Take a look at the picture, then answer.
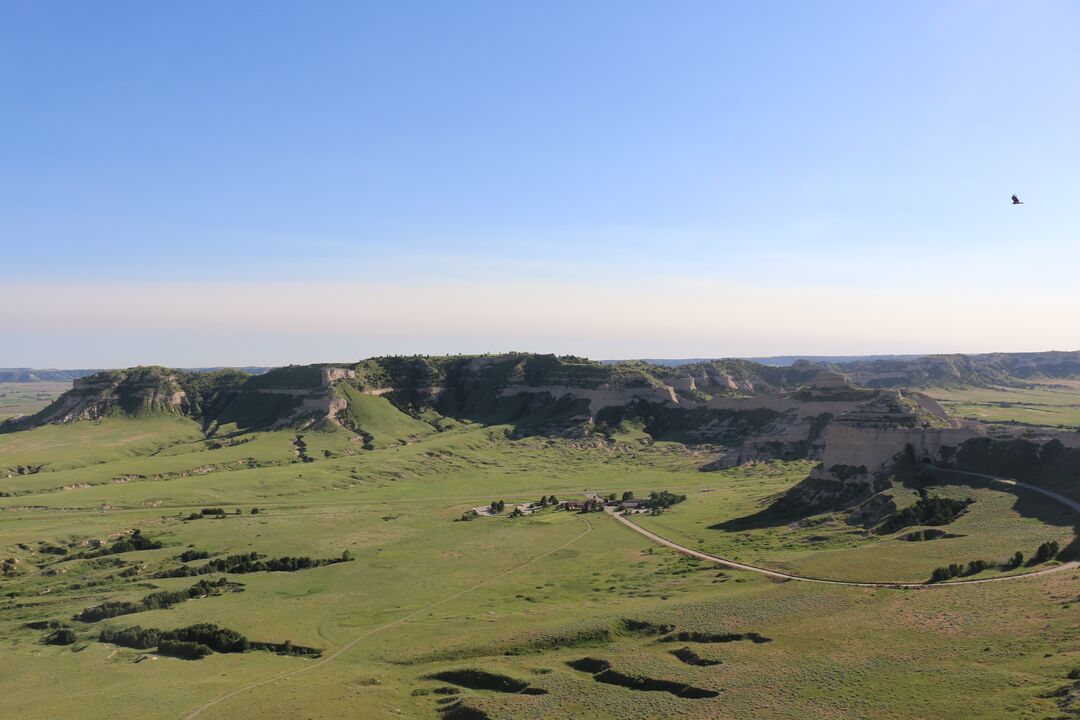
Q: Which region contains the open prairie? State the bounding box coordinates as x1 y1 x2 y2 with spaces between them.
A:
2 413 1078 720
924 382 1080 428
0 381 71 421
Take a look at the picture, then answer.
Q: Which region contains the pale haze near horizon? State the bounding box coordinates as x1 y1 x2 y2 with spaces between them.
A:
2 2 1079 368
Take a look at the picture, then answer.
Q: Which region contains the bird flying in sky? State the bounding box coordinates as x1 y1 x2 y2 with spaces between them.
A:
1012 194 1023 205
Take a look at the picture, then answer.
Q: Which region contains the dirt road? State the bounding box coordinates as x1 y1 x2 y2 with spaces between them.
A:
608 468 1080 589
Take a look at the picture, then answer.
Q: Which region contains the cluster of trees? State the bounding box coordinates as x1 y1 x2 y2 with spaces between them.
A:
39 545 69 556
538 495 559 506
929 540 1063 583
75 578 232 622
929 560 993 583
639 490 688 515
879 496 972 534
99 623 321 660
78 530 163 559
458 510 479 522
1035 540 1061 563
179 549 210 562
159 551 352 578
489 500 506 514
100 623 249 653
158 639 212 660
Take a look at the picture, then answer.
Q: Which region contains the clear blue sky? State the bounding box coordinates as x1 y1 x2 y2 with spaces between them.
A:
2 1 1079 367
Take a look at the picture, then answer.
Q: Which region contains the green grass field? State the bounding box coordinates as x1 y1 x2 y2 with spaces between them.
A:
633 463 1075 583
0 381 71 421
925 381 1080 428
2 417 1078 719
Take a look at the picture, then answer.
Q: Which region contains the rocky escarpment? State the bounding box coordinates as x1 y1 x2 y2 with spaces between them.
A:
777 383 1080 511
0 355 938 459
830 350 1080 389
5 367 214 426
21 353 1080 479
0 364 345 434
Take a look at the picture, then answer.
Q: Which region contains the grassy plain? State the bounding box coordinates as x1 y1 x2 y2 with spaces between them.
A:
924 381 1080 428
634 463 1076 583
1 416 1078 720
0 381 71 420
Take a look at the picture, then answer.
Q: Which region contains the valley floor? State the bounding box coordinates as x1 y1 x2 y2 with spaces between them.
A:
1 417 1078 719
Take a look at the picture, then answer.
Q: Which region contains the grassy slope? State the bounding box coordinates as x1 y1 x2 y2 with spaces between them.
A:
0 419 1077 720
337 384 437 448
634 464 1075 583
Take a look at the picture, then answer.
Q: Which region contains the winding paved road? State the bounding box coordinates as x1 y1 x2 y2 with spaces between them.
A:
609 469 1080 589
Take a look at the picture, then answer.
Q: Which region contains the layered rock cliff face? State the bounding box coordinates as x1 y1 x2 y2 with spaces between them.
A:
777 384 1080 511
3 355 837 442
17 367 195 424
10 354 1080 497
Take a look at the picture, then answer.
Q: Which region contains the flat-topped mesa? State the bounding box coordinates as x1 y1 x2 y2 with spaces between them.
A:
23 367 192 425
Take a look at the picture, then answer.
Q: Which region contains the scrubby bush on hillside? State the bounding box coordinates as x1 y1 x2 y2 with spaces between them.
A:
45 628 77 645
878 496 972 534
159 551 352 578
99 622 320 658
100 625 161 649
76 578 232 622
78 529 163 559
157 639 212 660
100 623 248 653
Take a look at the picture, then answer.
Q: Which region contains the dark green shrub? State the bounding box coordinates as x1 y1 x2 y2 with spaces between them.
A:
46 628 77 645
158 639 212 660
